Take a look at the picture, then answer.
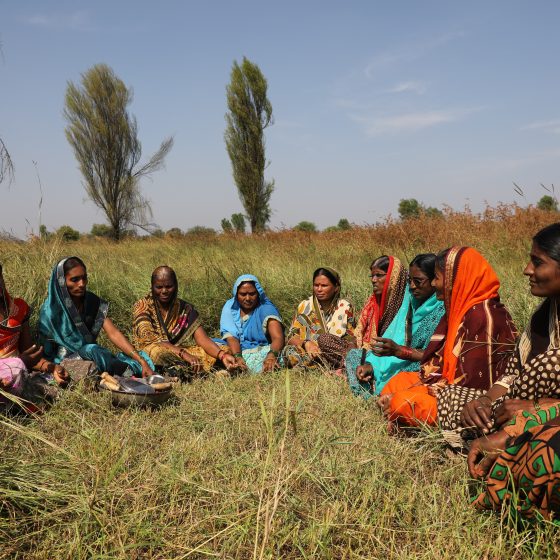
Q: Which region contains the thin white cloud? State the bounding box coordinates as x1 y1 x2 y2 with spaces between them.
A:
23 10 89 31
364 31 465 79
520 119 560 134
351 108 474 136
387 81 427 95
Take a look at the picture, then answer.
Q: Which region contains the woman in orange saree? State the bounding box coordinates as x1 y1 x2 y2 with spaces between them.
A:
379 246 517 428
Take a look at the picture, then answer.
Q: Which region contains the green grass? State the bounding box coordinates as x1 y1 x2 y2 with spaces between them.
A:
1 211 560 558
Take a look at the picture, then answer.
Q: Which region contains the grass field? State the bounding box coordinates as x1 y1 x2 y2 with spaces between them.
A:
1 206 560 559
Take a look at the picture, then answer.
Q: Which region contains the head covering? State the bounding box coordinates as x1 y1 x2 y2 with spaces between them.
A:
355 256 408 349
38 257 108 361
439 247 500 383
219 274 282 350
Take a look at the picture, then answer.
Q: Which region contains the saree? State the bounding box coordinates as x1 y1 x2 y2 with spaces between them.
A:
439 297 560 438
215 274 283 373
346 291 445 397
133 293 221 373
354 256 408 350
381 247 517 426
284 266 355 369
473 404 560 524
38 257 153 377
0 287 30 359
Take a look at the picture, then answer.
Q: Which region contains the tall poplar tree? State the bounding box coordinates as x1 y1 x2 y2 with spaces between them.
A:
225 57 274 233
64 64 173 240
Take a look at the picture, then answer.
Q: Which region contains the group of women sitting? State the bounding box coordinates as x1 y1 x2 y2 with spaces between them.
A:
2 223 560 524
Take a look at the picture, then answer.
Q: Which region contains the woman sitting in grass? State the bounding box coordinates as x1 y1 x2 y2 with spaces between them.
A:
0 262 69 406
284 267 355 369
133 266 237 375
378 247 517 429
469 404 560 524
215 274 284 373
346 254 445 398
440 223 560 445
39 257 155 378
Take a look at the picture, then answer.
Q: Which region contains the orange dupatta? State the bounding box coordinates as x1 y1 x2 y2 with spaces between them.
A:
440 246 500 383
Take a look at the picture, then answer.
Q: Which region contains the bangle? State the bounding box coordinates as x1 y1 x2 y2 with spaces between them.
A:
479 395 492 406
234 352 243 358
130 349 139 358
267 349 280 357
400 346 413 360
301 339 310 349
216 350 224 360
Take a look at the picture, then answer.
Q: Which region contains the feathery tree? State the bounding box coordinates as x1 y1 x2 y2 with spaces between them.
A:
225 57 274 233
0 138 14 185
64 64 173 240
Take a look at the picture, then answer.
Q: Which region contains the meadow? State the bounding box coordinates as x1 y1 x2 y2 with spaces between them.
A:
1 205 560 559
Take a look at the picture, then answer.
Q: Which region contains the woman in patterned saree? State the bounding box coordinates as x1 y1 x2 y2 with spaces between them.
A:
378 246 517 428
441 223 560 442
133 266 237 375
284 267 355 369
0 262 68 405
346 254 445 398
39 257 155 378
468 404 560 524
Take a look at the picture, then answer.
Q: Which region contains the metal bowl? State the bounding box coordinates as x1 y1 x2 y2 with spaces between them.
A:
99 382 173 408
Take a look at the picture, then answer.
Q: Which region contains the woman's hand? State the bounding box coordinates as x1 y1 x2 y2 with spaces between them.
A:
178 350 203 374
356 363 373 383
303 340 321 358
461 397 493 433
494 399 537 427
235 356 248 371
467 431 509 479
52 364 70 387
137 358 156 379
371 337 399 357
262 352 279 372
378 393 392 417
19 344 43 369
221 353 238 370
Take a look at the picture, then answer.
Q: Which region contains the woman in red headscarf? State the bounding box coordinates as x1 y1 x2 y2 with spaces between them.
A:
378 247 517 428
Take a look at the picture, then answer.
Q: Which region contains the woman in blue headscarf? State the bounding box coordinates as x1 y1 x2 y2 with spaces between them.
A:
346 253 445 398
216 274 285 373
38 256 155 378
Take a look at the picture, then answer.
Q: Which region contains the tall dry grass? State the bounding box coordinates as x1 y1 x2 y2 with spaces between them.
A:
1 204 559 559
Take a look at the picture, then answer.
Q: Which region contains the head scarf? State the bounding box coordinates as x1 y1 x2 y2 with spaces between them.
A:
219 274 282 350
38 257 108 361
439 247 500 383
355 256 408 349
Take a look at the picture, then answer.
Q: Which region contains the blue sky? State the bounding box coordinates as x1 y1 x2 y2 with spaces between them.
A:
2 1 560 236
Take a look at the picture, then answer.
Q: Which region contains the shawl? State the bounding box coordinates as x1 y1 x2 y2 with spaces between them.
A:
220 274 282 350
133 292 201 349
355 256 408 349
0 284 30 359
38 257 108 361
420 247 515 388
368 291 445 394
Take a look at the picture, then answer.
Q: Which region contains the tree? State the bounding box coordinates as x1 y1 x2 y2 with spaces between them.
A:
166 227 183 238
0 138 14 185
294 221 317 232
537 195 558 212
225 57 274 233
56 225 80 241
64 64 173 240
231 213 246 233
90 223 113 238
186 225 216 236
337 218 351 230
398 198 422 220
221 218 233 233
398 198 442 220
